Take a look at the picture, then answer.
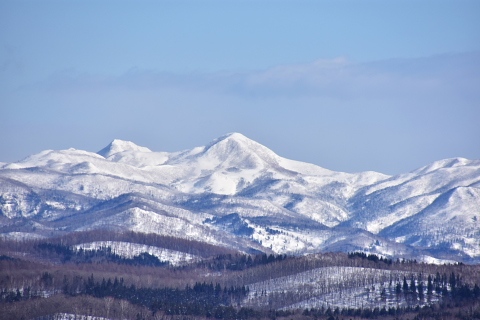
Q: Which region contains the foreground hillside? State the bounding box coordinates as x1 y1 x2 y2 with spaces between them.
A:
1 230 480 320
1 133 479 263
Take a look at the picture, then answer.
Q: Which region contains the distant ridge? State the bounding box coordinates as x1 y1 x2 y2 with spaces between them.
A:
0 133 479 263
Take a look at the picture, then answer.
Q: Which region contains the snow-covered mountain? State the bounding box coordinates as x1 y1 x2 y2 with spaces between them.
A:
1 133 479 263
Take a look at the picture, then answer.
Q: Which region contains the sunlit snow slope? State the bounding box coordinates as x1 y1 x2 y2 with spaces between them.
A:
1 133 479 263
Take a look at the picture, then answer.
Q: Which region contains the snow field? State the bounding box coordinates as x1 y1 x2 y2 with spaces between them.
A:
74 241 200 266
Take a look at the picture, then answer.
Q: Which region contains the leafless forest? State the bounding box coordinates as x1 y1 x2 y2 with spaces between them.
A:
1 230 480 320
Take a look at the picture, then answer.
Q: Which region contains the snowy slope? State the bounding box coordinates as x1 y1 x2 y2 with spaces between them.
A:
1 133 479 262
74 241 200 266
343 157 480 261
244 265 443 310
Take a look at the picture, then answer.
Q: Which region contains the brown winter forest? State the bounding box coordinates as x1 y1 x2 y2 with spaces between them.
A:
1 230 480 320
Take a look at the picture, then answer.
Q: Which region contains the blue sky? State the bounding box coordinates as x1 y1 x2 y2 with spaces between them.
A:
1 0 479 175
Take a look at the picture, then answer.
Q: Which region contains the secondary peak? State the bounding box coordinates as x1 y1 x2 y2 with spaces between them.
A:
97 139 151 158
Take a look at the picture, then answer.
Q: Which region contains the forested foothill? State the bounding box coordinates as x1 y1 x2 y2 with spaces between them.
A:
1 230 480 320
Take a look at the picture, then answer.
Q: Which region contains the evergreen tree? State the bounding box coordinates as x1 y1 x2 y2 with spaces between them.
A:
449 272 457 290
403 277 409 294
396 282 402 295
427 275 434 295
418 281 424 300
410 276 417 294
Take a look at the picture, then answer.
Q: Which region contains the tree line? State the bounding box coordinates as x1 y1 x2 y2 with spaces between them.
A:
195 253 288 271
35 243 169 267
72 274 252 319
0 229 237 259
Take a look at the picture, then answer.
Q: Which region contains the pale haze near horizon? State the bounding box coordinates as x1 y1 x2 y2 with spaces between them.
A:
1 0 479 175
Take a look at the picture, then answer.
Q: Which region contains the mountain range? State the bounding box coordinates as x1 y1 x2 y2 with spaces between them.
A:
1 132 479 263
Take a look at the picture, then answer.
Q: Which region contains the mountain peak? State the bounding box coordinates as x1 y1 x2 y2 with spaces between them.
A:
411 157 476 175
208 132 252 146
97 139 152 158
223 132 248 140
201 132 278 163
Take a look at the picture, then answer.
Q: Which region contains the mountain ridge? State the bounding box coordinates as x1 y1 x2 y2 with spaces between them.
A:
1 133 479 263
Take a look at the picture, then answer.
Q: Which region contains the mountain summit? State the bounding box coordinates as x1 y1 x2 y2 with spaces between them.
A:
1 133 479 263
97 139 152 158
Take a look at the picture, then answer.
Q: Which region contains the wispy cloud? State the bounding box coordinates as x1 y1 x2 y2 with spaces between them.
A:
32 52 479 101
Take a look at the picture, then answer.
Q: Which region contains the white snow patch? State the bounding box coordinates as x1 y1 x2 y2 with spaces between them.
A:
74 241 200 266
0 232 46 240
